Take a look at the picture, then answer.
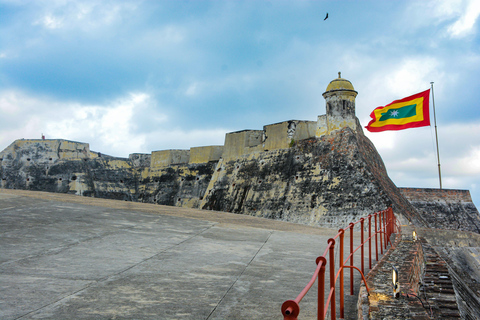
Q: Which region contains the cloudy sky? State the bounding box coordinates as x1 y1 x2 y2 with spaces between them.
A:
1 0 480 204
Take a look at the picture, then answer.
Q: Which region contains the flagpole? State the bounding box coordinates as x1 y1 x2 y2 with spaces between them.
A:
431 82 442 189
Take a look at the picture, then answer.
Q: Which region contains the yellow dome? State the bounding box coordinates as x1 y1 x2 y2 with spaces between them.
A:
325 72 355 92
323 72 357 98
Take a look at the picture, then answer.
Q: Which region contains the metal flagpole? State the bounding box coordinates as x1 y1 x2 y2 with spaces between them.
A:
430 82 442 189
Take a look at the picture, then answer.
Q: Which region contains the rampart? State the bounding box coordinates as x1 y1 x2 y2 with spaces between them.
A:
399 187 480 233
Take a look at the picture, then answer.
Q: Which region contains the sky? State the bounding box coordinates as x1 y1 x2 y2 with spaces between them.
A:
1 0 480 205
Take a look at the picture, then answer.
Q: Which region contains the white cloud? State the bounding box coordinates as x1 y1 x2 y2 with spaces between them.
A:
456 146 480 175
0 90 159 157
34 14 63 29
403 0 479 39
447 0 480 38
384 57 441 97
29 0 139 32
0 90 229 158
369 121 480 199
44 93 154 156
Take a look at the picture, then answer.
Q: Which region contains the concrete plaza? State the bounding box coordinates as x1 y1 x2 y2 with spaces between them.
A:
1 189 356 319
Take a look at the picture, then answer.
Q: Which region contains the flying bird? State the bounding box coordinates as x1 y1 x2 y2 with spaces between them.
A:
324 13 328 20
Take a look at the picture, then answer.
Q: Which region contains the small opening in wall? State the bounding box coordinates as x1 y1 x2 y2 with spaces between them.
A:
83 158 88 162
217 168 221 172
232 183 236 187
178 198 181 202
258 180 262 184
155 179 159 183
181 178 185 182
196 177 200 181
2 178 6 181
120 180 124 183
26 178 30 181
49 158 53 161
236 165 240 169
295 176 299 180
27 158 31 161
199 196 203 200
296 156 300 160
0 158 3 161
58 178 62 181
343 100 346 110
71 175 77 181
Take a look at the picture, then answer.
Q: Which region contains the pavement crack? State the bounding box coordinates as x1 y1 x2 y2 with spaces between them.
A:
205 230 273 320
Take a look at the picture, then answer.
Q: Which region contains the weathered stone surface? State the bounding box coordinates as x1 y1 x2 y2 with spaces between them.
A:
400 188 480 233
201 125 418 228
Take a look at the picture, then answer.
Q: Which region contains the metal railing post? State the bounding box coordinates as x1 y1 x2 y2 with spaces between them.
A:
387 209 391 244
317 256 327 320
360 218 365 276
374 213 378 261
349 222 354 296
338 229 345 319
368 215 372 269
379 212 383 255
383 210 387 249
328 238 336 320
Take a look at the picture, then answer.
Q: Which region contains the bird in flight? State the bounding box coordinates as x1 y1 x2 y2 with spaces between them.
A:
324 13 328 20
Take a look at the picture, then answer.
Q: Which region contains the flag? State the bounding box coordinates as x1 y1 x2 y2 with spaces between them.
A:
366 89 430 132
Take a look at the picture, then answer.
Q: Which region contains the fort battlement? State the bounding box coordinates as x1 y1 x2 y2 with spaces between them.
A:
399 187 473 203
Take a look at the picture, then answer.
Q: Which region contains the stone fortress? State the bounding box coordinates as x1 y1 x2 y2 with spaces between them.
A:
4 73 480 318
1 73 479 232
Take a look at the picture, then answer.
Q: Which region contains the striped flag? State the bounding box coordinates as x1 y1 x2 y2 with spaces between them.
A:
366 89 430 132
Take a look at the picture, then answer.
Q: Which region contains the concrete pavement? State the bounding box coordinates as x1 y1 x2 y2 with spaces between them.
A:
1 190 349 319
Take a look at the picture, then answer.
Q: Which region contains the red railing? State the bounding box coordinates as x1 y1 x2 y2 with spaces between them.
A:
281 208 399 320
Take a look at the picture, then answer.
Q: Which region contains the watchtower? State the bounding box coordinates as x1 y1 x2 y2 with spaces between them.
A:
316 72 358 137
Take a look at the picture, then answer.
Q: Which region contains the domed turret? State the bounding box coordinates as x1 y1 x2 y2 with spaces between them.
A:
324 72 357 95
316 72 358 137
323 72 357 118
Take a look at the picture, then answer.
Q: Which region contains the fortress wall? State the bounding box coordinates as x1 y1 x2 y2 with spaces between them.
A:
129 153 151 168
400 187 473 202
293 120 317 141
222 121 317 161
0 139 90 165
263 122 288 150
151 150 190 168
189 146 223 164
316 115 328 137
263 120 316 151
399 187 480 233
201 127 398 228
138 162 216 207
223 130 263 161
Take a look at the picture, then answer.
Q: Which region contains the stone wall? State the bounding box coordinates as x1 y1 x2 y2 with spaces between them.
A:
200 125 421 228
400 188 480 233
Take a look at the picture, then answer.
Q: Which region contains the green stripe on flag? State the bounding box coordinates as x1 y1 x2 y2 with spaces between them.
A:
379 104 417 121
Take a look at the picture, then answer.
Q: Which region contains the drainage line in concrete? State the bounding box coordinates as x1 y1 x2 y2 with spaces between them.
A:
205 231 273 320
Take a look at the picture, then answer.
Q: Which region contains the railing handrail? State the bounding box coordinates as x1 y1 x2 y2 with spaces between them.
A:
282 208 399 320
